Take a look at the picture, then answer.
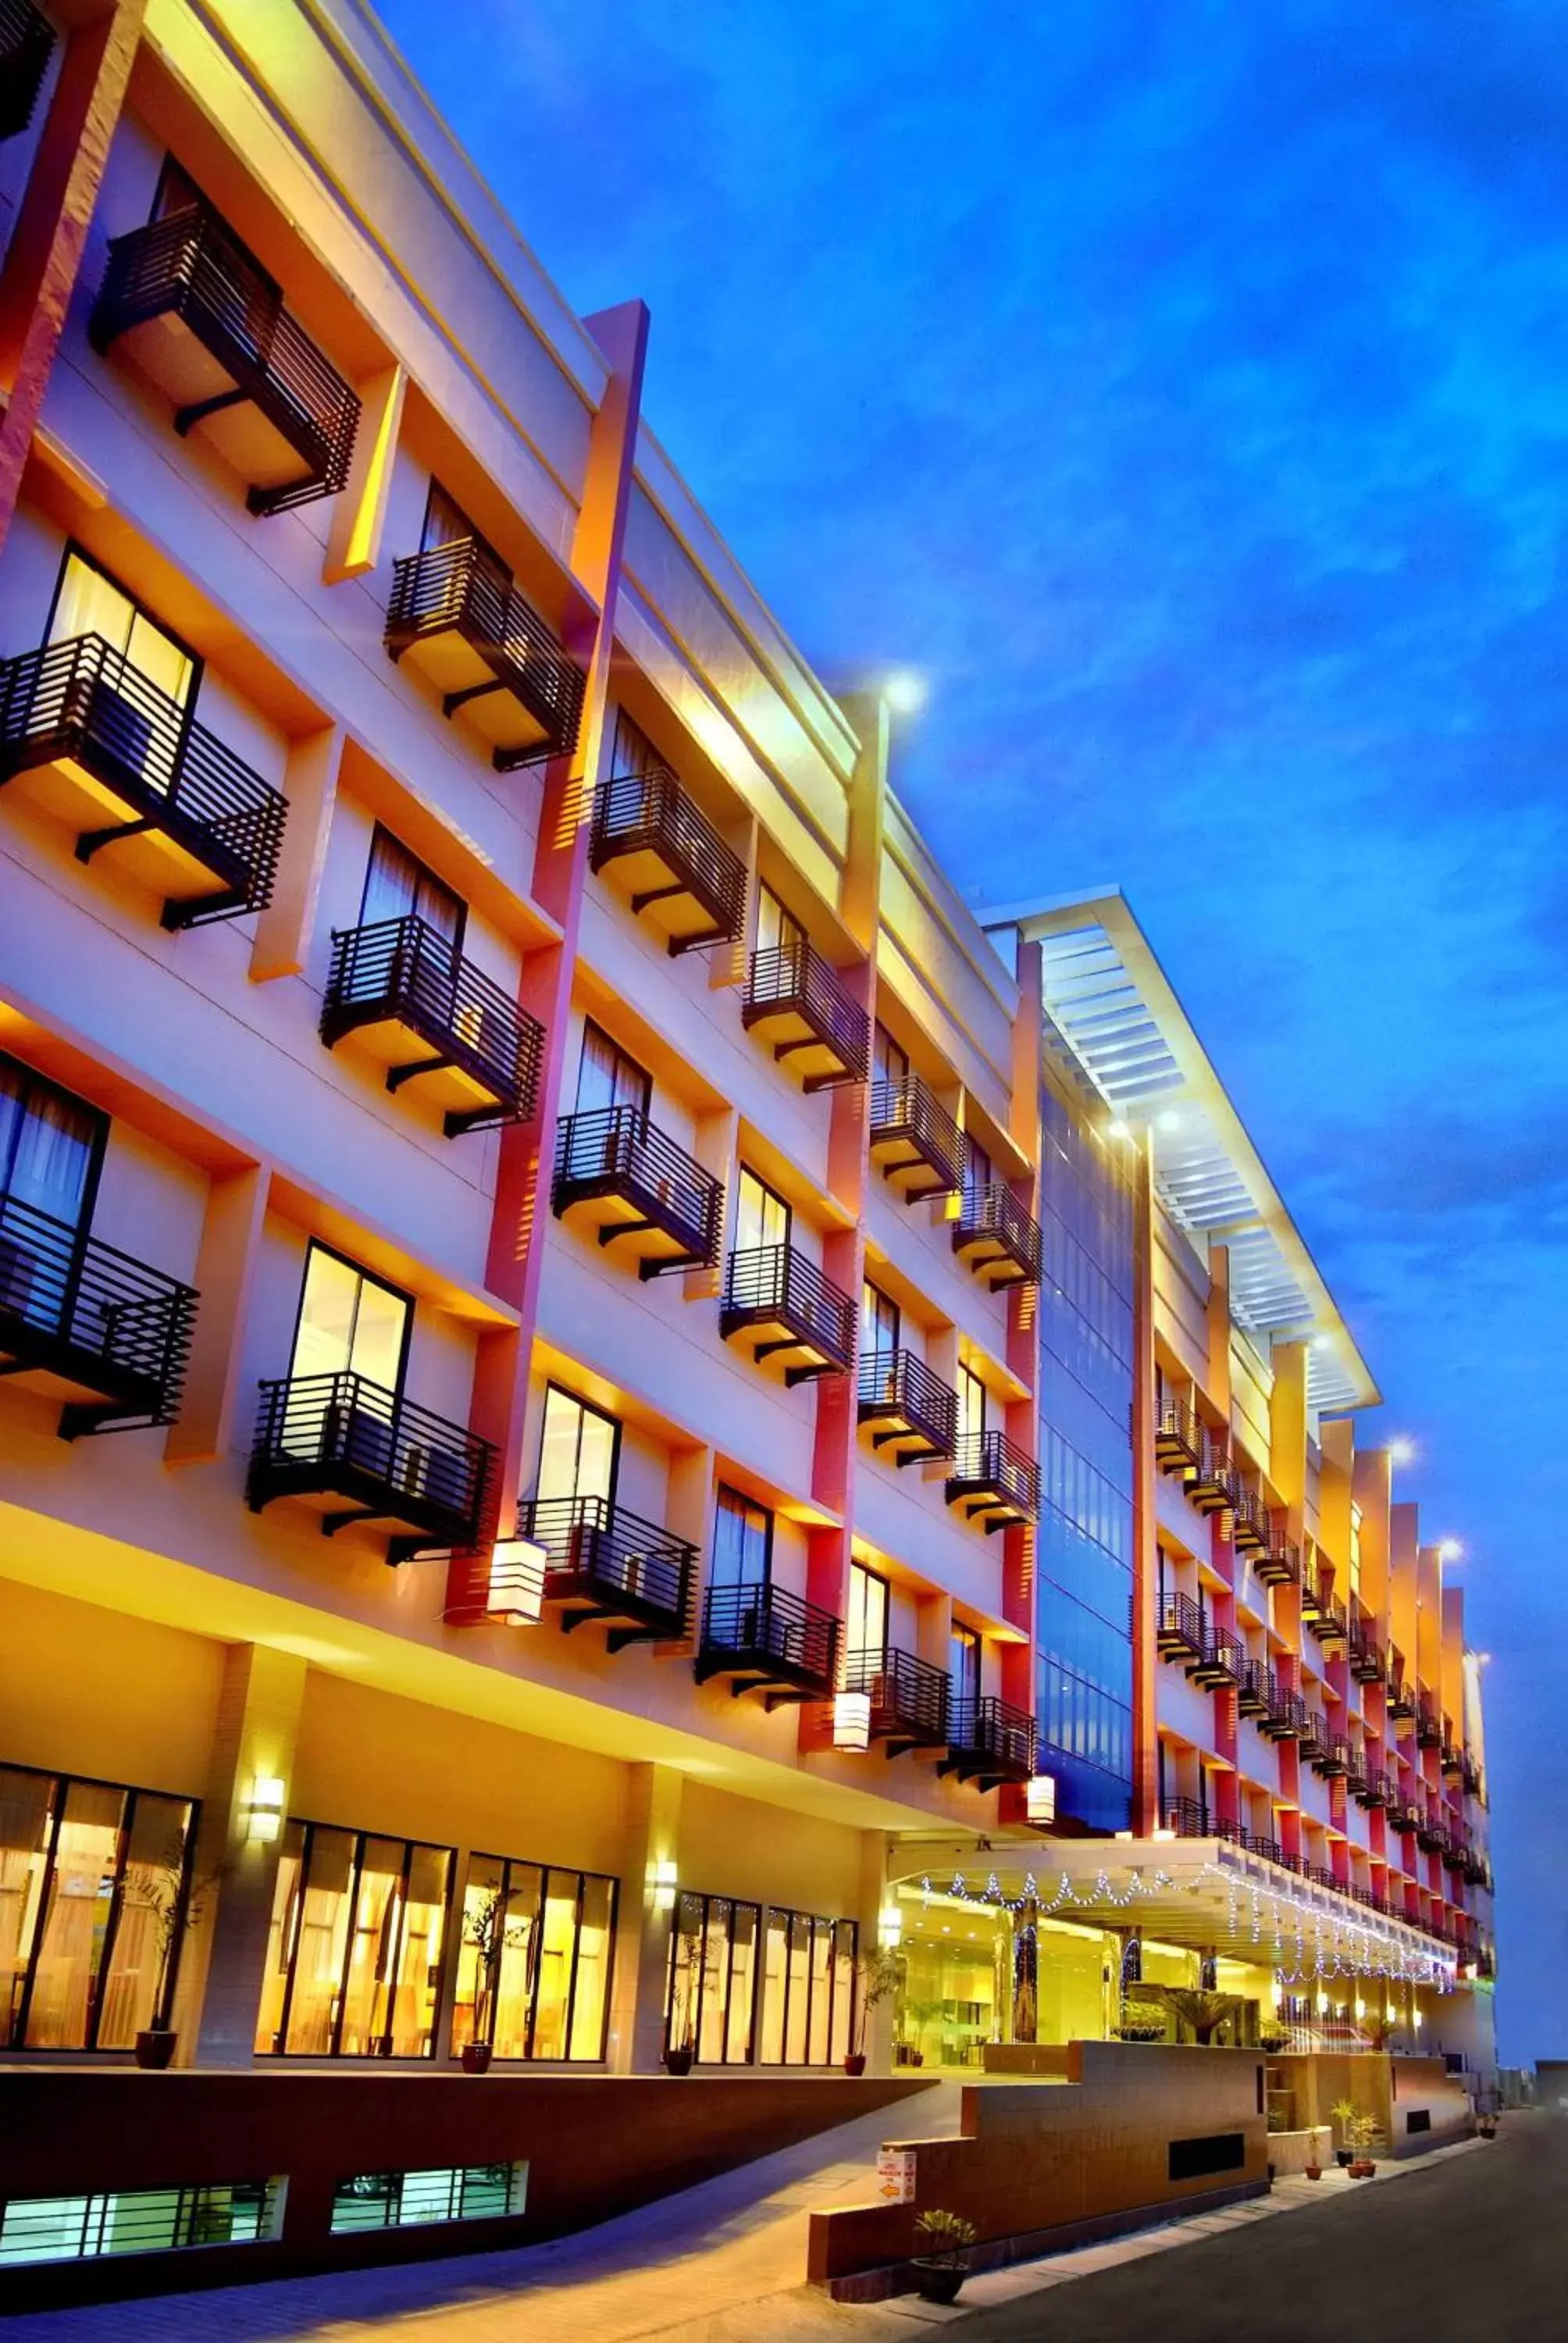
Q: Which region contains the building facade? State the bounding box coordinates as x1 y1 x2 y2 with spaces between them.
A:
0 0 1491 2288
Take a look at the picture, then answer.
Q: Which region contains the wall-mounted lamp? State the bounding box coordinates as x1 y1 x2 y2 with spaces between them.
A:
878 1903 903 1949
650 1858 679 1913
832 1692 871 1752
487 1535 547 1626
1025 1773 1057 1828
247 1777 287 1844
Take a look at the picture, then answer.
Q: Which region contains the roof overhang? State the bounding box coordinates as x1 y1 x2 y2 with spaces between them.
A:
983 889 1379 1414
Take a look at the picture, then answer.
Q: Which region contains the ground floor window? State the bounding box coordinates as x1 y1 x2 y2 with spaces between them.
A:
0 1762 196 2052
668 1892 855 2067
0 2182 280 2265
451 1856 616 2062
330 2164 525 2232
255 1822 452 2059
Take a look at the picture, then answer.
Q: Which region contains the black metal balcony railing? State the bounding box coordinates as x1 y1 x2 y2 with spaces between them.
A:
387 539 586 773
1185 1427 1231 1515
840 1646 952 1755
247 1371 494 1562
1299 1711 1332 1770
867 1076 965 1202
1157 1591 1205 1661
321 916 543 1136
0 635 287 926
944 1428 1039 1532
1416 1699 1443 1749
1190 1635 1245 1692
940 1695 1035 1789
90 198 359 515
1235 1657 1272 1719
0 1188 197 1438
1163 1796 1238 1845
1389 1795 1424 1837
1348 1619 1385 1685
552 1106 721 1279
1260 1682 1309 1741
1253 1535 1300 1589
742 940 869 1090
695 1581 841 1705
857 1347 958 1464
519 1493 695 1649
1387 1668 1417 1723
1357 1767 1395 1810
1224 1472 1269 1556
1154 1393 1202 1475
1441 1739 1464 1780
588 768 747 952
951 1179 1042 1290
720 1245 855 1383
0 0 52 143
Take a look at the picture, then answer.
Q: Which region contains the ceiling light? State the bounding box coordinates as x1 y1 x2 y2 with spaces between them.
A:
1156 1109 1181 1132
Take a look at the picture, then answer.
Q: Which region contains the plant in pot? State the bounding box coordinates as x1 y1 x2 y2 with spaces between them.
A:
1477 2109 1499 2140
1259 2029 1290 2054
1329 2096 1360 2169
1114 2000 1166 2043
1333 2106 1379 2177
664 1925 699 2076
459 1881 522 2074
123 1839 230 2070
1163 1987 1239 2046
845 1945 901 2077
911 2209 978 2305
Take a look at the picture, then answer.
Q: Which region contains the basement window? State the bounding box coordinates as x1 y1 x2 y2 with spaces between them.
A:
330 2163 527 2233
0 2181 283 2265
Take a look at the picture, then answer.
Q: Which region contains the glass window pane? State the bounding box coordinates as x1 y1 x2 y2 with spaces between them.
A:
50 555 136 655
568 1875 615 2060
726 1903 757 2063
695 1899 729 2066
847 1566 886 1659
530 1874 580 2060
831 1920 857 2063
451 1855 505 2057
736 1168 788 1255
255 1822 305 2054
784 1914 811 2065
291 1250 362 1382
97 1795 192 2049
872 1025 908 1086
756 886 802 957
347 1278 407 1390
758 1911 788 2064
125 611 192 708
337 1838 404 2057
498 1867 542 2057
282 1828 356 2056
0 1769 55 2051
807 1921 832 2064
390 1844 448 2058
23 1781 125 2049
576 1023 650 1118
711 1488 768 1591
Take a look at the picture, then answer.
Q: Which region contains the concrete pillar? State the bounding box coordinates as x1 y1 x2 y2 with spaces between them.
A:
322 362 406 584
249 723 343 983
856 1828 894 2073
189 1643 307 2068
164 1161 268 1466
611 1760 683 2074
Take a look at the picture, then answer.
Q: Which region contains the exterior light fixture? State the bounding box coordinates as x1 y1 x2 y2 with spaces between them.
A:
1438 1539 1463 1564
1025 1773 1057 1827
878 1903 903 1949
247 1776 287 1843
1151 1827 1176 1842
833 1692 872 1752
883 671 927 716
487 1535 547 1624
650 1858 679 1913
1387 1437 1417 1467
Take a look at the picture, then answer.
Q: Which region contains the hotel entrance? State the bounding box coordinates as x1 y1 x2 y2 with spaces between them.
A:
889 1885 1116 2068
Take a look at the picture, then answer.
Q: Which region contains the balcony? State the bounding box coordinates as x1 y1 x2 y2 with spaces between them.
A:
386 539 584 772
1356 1767 1394 1810
1224 1473 1269 1557
520 1494 695 1649
1260 1681 1308 1741
1389 1795 1424 1837
1387 1671 1417 1724
1253 1536 1299 1589
741 940 868 1092
1184 1428 1231 1516
588 767 747 953
720 1245 855 1384
1299 1712 1332 1771
695 1581 840 1706
89 196 359 515
840 1646 951 1756
1156 1591 1205 1665
1416 1699 1443 1750
857 1348 957 1466
867 1076 964 1203
1154 1394 1201 1475
1348 1621 1385 1685
0 636 287 927
0 0 52 142
944 1427 1039 1533
1441 1739 1464 1782
1189 1635 1245 1692
1299 1568 1347 1649
1235 1657 1272 1720
950 1181 1042 1291
321 917 543 1136
939 1696 1035 1791
1415 1810 1445 1856
0 1190 196 1438
552 1107 721 1279
247 1371 494 1563
1462 1752 1484 1799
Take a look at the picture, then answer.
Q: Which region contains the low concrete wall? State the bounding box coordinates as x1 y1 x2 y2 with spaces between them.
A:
0 2069 935 2312
1270 2052 1474 2159
807 2041 1268 2291
1267 2125 1331 2176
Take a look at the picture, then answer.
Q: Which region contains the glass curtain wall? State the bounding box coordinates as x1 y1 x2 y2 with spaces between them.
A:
667 1896 855 2067
255 1823 452 2058
451 1856 616 2062
1035 1079 1137 1830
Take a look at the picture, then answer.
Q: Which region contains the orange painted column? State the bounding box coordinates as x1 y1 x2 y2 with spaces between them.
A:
0 0 147 547
1128 1130 1159 1835
450 299 650 1619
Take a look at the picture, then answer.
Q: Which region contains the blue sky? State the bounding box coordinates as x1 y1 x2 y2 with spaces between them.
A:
381 0 1568 2062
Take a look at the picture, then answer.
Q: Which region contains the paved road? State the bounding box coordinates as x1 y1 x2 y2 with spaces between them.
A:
950 2124 1555 2343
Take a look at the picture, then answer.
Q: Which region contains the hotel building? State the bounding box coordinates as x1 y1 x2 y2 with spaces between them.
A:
0 0 1493 2295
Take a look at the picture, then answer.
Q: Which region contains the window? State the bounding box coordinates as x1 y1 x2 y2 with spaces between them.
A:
0 2182 282 2266
846 1563 887 1660
735 1166 789 1256
451 1855 617 2063
951 1624 982 1714
757 1908 857 2067
872 1025 908 1087
756 883 804 959
711 1485 771 1590
48 548 194 714
612 708 665 779
254 1823 452 2059
536 1385 618 1507
0 1057 105 1304
290 1245 410 1393
359 827 465 950
330 2164 525 2233
0 1764 196 2052
575 1022 650 1119
667 1892 761 2066
966 1136 992 1198
861 1280 899 1360
957 1364 987 1446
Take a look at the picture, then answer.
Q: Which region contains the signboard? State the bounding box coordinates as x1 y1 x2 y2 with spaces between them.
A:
876 2147 916 2203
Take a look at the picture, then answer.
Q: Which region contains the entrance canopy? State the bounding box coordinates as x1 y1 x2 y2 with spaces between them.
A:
889 1835 1457 1992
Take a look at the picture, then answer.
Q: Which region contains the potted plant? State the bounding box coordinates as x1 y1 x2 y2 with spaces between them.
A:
1329 2096 1360 2169
1115 2001 1166 2042
845 1945 900 2077
124 1841 229 2070
1477 2109 1498 2140
911 2209 977 2304
1163 1988 1238 2046
665 1926 698 2076
459 1881 521 2074
1260 2030 1289 2054
1338 2108 1379 2177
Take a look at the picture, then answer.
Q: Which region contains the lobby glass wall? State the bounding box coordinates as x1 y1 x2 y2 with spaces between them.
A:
0 1764 194 2052
255 1822 452 2058
667 1893 855 2067
450 1855 616 2062
1035 1080 1136 1831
